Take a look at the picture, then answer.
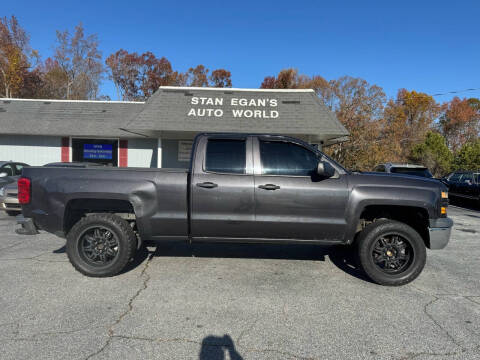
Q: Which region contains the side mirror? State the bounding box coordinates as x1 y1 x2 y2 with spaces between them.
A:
0 172 7 178
317 161 336 178
465 179 472 185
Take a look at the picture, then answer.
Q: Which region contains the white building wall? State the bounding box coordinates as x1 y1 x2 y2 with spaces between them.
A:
127 138 158 168
0 135 62 166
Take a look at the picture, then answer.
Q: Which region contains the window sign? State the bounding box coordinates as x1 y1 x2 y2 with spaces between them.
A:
83 144 113 160
178 141 193 162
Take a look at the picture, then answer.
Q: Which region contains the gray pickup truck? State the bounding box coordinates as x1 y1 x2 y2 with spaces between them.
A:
17 133 452 285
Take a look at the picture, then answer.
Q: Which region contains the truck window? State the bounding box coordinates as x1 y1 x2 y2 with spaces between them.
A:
260 140 318 176
390 167 433 178
205 139 246 174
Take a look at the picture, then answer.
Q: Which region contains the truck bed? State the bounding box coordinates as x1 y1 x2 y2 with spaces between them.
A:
21 166 189 239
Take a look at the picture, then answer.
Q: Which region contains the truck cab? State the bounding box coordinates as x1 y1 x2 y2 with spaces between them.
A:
190 134 346 241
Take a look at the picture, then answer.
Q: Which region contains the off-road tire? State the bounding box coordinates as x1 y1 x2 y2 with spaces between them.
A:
66 214 136 277
357 219 426 286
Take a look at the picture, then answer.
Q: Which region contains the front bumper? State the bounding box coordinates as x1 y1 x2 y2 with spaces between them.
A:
428 217 453 250
15 214 39 235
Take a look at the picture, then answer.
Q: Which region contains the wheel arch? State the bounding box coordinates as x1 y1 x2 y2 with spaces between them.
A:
352 204 431 248
63 198 137 238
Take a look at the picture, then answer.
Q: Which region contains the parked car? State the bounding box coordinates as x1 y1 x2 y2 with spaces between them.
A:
0 161 29 215
0 161 29 187
442 170 480 204
0 181 21 215
16 133 452 286
373 163 433 178
1 162 103 216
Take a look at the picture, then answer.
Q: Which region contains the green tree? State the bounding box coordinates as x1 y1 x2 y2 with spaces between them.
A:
409 132 453 177
383 89 441 162
453 140 480 171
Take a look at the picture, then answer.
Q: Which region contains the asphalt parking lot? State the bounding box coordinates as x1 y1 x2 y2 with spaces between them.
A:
0 205 479 360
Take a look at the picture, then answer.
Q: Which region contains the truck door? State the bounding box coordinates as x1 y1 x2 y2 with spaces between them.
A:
251 138 349 241
190 136 256 239
458 172 473 198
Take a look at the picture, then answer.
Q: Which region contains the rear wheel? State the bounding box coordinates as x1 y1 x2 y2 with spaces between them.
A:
357 220 426 286
66 214 136 277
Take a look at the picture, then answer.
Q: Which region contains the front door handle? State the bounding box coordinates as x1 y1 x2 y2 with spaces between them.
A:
258 184 280 190
196 182 218 189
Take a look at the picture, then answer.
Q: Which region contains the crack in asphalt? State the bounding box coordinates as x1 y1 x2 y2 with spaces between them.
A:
395 350 463 359
84 253 154 360
0 251 53 261
0 324 103 342
0 249 69 263
0 242 23 252
423 296 466 351
236 317 259 347
410 285 480 355
242 347 317 360
104 334 317 360
465 296 480 306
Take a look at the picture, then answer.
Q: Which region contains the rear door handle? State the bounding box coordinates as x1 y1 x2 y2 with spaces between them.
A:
258 184 280 190
196 182 218 189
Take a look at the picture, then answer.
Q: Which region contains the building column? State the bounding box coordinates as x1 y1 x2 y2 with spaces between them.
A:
119 139 128 167
157 138 162 168
61 137 70 162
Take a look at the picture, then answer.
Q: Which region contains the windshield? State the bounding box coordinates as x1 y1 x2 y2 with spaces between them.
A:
390 167 433 178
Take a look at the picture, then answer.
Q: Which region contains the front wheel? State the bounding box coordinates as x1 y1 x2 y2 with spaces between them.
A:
357 220 426 286
66 214 137 277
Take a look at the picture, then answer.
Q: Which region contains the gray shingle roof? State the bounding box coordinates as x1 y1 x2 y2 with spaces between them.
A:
0 87 349 144
0 98 144 137
126 87 348 144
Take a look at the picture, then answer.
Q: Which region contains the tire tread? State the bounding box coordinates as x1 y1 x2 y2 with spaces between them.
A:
66 214 136 277
357 219 426 286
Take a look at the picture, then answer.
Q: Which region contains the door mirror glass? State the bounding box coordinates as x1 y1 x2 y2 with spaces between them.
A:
317 161 335 178
0 172 7 178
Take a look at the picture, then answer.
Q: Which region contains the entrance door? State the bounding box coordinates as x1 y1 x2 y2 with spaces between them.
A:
252 138 349 241
190 136 256 239
72 138 118 166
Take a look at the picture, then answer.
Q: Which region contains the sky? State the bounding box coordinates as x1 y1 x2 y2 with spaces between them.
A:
4 0 480 101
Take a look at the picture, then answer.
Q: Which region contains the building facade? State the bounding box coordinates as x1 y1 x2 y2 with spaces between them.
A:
0 87 349 168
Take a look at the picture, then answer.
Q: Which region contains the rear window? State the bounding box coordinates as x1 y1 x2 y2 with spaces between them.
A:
390 167 433 178
205 139 246 174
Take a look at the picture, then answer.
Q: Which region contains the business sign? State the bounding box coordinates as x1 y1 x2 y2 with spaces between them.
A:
83 144 113 160
178 141 193 162
187 96 279 119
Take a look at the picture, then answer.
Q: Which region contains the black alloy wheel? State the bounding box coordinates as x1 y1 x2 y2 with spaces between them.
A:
79 226 120 266
66 214 137 277
371 234 413 274
356 219 426 286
